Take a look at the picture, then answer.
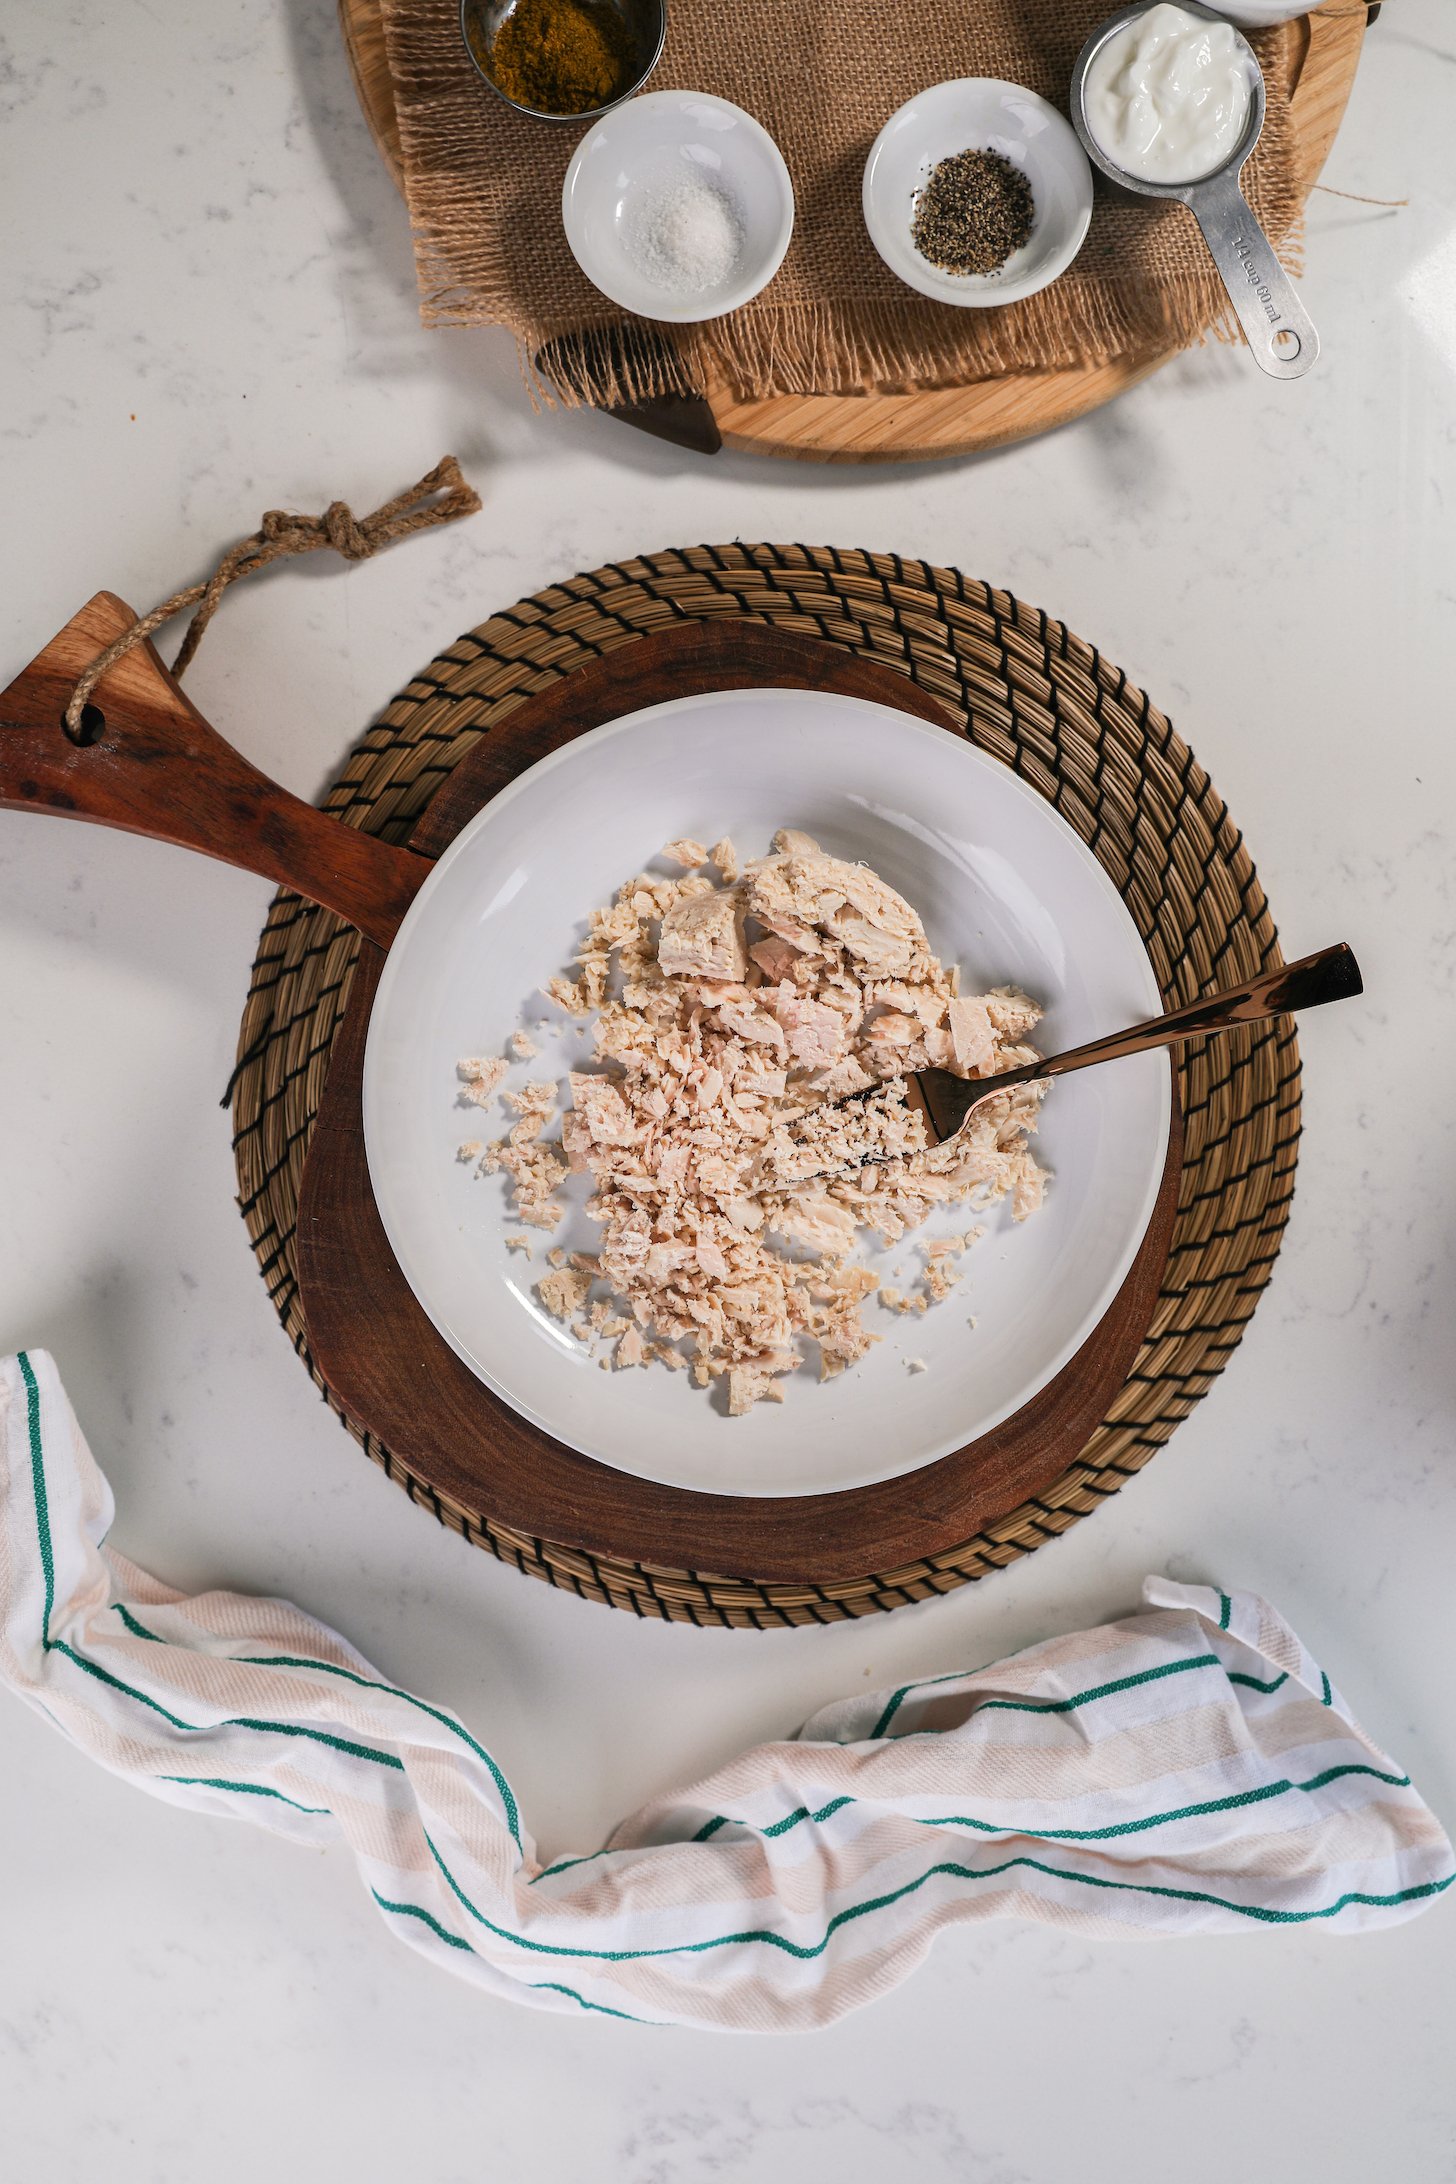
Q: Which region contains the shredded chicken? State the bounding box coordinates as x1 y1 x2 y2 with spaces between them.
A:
457 1055 508 1108
464 832 1048 1410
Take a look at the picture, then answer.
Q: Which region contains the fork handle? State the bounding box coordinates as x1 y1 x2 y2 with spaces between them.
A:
1029 942 1363 1086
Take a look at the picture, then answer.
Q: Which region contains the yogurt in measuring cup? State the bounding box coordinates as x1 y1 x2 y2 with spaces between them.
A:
1082 2 1255 185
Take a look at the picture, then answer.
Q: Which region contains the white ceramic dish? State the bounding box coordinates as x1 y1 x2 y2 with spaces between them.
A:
562 89 794 323
863 79 1094 306
362 689 1171 1500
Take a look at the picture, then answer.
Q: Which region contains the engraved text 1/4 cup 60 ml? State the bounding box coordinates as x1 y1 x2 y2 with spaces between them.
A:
1070 0 1318 380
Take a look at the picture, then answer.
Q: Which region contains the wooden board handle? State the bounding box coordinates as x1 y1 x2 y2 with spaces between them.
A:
0 591 429 948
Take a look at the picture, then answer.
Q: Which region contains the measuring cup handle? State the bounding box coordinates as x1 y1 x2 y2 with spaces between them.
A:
1189 170 1319 381
0 591 429 948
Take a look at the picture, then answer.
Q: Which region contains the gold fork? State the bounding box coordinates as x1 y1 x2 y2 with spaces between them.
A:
904 941 1362 1146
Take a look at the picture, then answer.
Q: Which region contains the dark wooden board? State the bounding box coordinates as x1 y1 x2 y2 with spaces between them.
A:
296 621 1183 1582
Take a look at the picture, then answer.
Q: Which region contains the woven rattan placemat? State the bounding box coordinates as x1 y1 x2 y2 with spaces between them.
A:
230 545 1299 1627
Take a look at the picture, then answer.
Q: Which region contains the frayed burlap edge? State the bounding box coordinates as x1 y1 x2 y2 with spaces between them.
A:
509 260 1300 409
422 222 1302 407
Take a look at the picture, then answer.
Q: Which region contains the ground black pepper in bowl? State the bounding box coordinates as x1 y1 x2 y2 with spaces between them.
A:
911 147 1035 277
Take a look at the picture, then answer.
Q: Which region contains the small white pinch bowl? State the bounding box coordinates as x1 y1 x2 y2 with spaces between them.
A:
562 89 795 323
864 78 1094 307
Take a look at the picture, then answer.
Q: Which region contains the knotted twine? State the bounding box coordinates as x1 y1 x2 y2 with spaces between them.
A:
64 456 481 738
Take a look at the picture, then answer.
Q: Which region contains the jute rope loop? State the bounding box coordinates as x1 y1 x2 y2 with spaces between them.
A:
64 456 480 736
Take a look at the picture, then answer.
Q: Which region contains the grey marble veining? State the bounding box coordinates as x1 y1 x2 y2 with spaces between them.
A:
2 0 1454 2175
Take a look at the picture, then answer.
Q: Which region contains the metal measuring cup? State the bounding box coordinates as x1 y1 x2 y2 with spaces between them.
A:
1069 0 1318 380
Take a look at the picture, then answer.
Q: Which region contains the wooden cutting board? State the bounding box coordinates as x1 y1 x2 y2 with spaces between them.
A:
0 596 1173 1584
338 0 1364 461
294 620 1183 1582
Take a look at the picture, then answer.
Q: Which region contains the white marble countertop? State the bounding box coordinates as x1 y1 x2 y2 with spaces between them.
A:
3 1 1454 2172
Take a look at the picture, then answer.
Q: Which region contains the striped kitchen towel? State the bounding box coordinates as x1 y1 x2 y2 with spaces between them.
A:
2 1350 1450 2031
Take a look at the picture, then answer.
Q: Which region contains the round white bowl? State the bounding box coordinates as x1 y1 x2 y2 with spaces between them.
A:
864 79 1094 307
562 89 794 323
362 688 1170 1501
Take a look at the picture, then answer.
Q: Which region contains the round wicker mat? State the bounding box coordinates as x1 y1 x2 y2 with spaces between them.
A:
230 545 1300 1627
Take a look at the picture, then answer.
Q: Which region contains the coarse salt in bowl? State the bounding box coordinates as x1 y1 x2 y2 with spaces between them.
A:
562 89 795 323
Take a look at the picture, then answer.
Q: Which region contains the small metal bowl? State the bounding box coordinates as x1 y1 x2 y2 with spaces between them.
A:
461 0 666 123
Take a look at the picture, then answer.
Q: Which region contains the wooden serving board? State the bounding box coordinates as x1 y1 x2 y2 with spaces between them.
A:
295 620 1183 1583
339 0 1364 462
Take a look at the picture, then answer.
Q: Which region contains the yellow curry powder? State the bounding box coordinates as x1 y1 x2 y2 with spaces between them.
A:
483 0 631 115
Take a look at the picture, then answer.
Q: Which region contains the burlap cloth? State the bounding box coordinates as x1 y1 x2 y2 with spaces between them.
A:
381 0 1306 405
